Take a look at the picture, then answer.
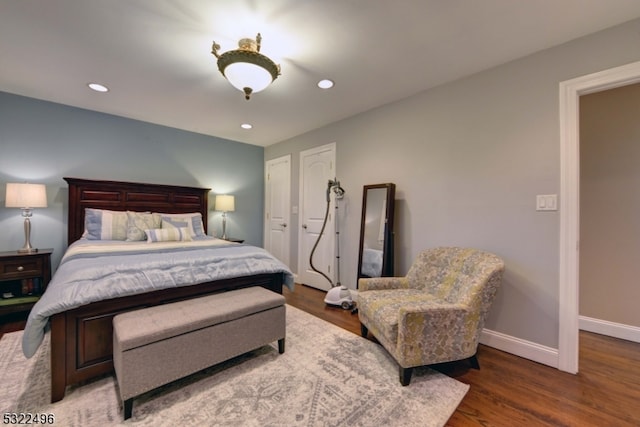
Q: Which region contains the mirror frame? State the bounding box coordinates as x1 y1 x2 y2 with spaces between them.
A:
356 183 396 287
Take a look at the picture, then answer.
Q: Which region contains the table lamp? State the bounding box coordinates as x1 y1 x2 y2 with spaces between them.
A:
5 183 48 253
215 194 235 239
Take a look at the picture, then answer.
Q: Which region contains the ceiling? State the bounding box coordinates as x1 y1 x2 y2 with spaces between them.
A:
2 1 640 147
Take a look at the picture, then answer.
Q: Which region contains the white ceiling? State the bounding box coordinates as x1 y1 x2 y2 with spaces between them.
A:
2 1 640 147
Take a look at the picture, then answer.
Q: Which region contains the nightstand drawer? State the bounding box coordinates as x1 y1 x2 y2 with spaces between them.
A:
0 249 53 317
0 258 43 279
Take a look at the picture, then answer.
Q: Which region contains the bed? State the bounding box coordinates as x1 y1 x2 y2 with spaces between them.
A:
24 177 293 403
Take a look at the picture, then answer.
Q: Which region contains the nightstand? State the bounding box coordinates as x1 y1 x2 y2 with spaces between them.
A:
222 237 244 244
0 249 53 316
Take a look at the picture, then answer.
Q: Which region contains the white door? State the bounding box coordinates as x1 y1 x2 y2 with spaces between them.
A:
264 155 291 267
298 143 336 291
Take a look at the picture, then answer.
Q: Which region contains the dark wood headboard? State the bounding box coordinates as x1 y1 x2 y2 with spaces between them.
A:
64 177 211 245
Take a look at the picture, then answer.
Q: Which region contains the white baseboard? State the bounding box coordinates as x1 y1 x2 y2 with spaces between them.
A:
480 318 640 369
480 328 559 369
579 316 640 343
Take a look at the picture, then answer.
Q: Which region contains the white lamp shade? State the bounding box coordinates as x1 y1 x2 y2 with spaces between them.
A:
215 194 235 212
224 62 274 94
5 183 48 208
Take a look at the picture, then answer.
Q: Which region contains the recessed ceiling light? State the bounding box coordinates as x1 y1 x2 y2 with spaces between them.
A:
317 79 334 89
88 83 109 92
241 123 253 130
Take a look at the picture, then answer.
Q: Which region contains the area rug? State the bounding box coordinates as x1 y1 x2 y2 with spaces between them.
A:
0 305 468 426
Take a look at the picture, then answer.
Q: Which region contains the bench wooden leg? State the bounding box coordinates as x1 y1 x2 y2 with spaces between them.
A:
278 338 285 354
124 398 133 420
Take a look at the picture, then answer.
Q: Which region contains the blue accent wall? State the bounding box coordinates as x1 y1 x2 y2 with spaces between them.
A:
0 92 264 270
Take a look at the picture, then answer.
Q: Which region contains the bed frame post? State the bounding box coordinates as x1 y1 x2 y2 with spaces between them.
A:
50 313 67 403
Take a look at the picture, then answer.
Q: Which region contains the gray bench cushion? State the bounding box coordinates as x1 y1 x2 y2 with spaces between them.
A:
114 286 285 351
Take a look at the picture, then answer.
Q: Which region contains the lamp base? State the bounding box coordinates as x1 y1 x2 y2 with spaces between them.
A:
221 212 228 240
17 247 39 253
18 217 38 253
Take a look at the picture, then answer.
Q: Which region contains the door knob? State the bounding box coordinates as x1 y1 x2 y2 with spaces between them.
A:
280 223 287 228
302 224 307 229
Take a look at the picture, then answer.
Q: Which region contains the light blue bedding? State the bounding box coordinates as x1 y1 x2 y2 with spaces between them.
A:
22 238 294 358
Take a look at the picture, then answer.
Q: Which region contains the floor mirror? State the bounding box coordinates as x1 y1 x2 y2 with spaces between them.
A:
357 183 396 286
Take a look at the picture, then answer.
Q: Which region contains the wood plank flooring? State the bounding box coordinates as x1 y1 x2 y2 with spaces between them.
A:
2 284 638 426
284 284 640 427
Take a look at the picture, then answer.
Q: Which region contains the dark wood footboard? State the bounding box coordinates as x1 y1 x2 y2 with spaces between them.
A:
50 273 285 403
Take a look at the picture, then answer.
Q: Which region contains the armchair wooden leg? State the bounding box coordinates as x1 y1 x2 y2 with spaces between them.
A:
399 366 413 386
360 323 368 338
469 353 480 370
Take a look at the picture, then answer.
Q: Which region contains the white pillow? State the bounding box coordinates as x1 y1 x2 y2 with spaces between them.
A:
158 212 206 237
146 227 192 243
82 208 128 240
126 211 162 241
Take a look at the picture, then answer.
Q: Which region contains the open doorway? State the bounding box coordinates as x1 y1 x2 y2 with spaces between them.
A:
558 60 640 374
579 83 640 341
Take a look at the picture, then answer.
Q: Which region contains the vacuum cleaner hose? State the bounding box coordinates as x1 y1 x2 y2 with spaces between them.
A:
309 195 333 286
309 179 344 286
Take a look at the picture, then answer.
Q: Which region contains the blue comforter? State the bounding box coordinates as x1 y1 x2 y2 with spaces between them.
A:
22 238 294 358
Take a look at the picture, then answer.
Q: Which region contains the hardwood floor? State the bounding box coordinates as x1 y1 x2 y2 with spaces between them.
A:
2 285 638 426
284 284 640 427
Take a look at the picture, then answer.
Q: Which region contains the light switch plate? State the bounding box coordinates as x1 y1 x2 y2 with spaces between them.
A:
536 194 558 211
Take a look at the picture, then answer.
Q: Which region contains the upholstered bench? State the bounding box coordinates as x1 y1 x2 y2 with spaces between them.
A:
112 286 286 420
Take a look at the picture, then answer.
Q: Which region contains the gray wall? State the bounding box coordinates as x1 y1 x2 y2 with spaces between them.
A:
580 83 640 328
0 92 265 270
266 18 640 349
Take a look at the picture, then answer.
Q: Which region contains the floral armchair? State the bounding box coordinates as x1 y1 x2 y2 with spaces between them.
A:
358 247 505 385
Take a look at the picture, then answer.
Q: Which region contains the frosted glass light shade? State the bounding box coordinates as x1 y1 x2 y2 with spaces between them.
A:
5 183 48 208
225 62 274 94
215 194 235 212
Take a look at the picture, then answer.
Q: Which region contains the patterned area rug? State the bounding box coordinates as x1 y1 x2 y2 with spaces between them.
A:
0 305 468 426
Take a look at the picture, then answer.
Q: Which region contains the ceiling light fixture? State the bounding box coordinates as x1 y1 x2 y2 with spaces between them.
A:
211 33 281 101
241 123 253 129
88 83 109 92
318 79 334 89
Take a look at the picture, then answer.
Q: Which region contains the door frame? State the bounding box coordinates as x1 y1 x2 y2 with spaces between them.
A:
558 60 640 374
